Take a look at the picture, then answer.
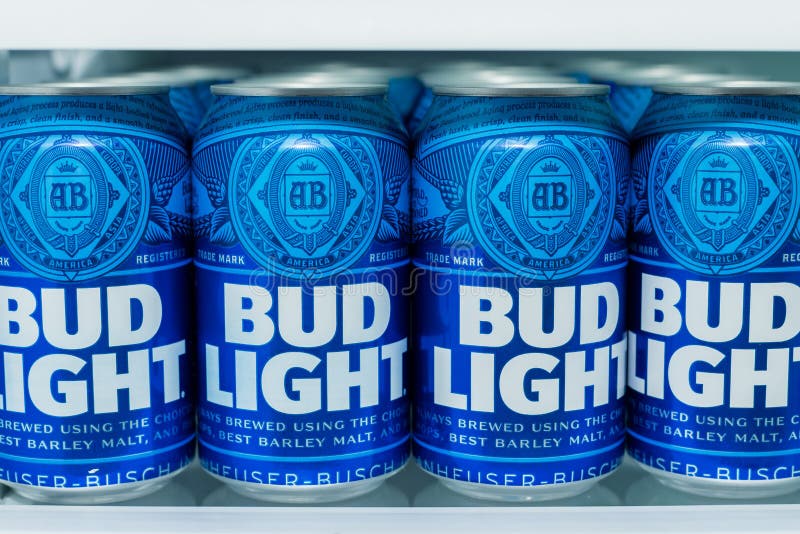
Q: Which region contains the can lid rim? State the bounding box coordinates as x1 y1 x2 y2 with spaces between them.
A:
0 83 170 96
92 66 252 87
431 83 610 96
211 83 387 96
654 81 800 95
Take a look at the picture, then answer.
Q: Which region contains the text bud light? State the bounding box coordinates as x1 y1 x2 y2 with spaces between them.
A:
628 81 800 498
0 83 194 504
192 82 410 503
411 83 629 501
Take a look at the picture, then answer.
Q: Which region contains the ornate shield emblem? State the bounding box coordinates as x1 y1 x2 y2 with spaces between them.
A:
467 134 614 279
0 135 149 281
229 133 382 278
649 131 799 275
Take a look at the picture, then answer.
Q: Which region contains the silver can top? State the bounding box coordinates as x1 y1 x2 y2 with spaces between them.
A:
211 82 387 97
432 83 609 97
86 65 250 88
654 80 800 96
0 82 169 96
420 65 575 88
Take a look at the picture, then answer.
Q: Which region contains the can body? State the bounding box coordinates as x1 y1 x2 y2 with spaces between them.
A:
193 92 411 503
412 93 629 501
628 92 800 497
0 91 195 503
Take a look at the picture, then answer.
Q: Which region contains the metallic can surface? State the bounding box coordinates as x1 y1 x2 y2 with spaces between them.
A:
412 85 629 501
0 84 195 503
628 82 800 498
243 65 421 132
407 66 575 138
591 64 740 135
192 84 411 503
94 66 249 136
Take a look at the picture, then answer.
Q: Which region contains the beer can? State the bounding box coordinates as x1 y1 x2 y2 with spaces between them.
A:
192 82 411 503
412 83 629 501
0 83 195 503
628 81 800 498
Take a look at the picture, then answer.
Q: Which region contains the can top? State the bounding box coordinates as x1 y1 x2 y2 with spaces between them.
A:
0 82 169 96
432 83 609 97
241 70 393 87
654 80 800 95
420 65 575 87
273 61 414 82
562 57 634 78
599 63 687 85
211 82 388 97
87 65 251 88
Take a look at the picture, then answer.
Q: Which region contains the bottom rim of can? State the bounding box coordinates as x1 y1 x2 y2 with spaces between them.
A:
633 461 800 499
417 460 614 503
203 463 406 504
2 467 187 505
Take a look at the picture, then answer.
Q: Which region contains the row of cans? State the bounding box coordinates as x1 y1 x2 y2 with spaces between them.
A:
78 59 752 138
0 60 797 504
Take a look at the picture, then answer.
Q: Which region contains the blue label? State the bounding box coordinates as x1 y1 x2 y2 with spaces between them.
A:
629 94 800 482
0 94 194 489
412 95 629 488
193 94 411 487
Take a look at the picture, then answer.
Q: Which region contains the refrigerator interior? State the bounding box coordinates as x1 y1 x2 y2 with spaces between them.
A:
3 0 800 529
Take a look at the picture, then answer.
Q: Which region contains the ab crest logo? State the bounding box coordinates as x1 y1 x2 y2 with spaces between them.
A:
229 133 382 278
0 135 149 281
467 134 615 279
648 131 800 275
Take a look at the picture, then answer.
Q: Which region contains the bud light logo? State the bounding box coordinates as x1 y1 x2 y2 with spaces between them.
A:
0 135 149 281
649 131 800 275
467 135 614 279
230 133 382 278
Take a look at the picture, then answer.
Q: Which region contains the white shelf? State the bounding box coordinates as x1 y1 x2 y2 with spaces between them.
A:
1 0 799 50
1 462 799 533
1 504 799 534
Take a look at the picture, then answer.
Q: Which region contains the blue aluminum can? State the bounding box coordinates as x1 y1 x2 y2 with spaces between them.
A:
628 81 800 498
193 83 411 503
412 84 629 501
0 83 195 503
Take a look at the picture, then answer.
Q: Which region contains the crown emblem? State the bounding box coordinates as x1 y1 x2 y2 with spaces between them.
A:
57 161 78 173
297 160 318 172
540 161 561 173
708 156 729 169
